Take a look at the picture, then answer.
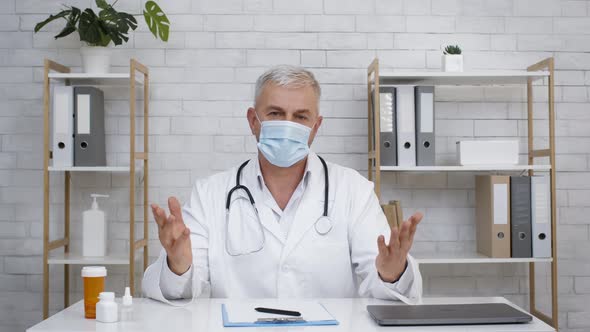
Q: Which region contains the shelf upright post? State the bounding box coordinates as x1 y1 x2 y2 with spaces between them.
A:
367 58 381 199
142 62 149 273
42 59 71 319
129 58 150 295
63 79 72 310
129 60 137 295
527 57 558 330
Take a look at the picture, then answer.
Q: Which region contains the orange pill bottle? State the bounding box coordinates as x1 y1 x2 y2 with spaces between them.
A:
82 266 107 319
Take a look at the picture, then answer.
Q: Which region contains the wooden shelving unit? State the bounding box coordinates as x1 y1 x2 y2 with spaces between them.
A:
367 58 558 329
42 58 150 319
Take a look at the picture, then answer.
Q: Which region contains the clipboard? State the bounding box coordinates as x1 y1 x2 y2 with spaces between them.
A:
221 301 339 327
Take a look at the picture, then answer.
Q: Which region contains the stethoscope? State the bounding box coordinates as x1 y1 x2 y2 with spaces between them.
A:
224 156 332 256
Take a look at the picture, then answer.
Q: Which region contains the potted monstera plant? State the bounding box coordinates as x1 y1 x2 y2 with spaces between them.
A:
34 0 169 73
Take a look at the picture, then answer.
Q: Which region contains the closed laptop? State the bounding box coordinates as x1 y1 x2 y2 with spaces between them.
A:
367 303 532 326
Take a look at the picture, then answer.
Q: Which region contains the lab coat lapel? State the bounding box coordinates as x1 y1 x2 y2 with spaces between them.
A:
281 153 326 260
241 158 286 245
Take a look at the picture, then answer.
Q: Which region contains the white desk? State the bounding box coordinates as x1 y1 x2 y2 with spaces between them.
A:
27 297 554 332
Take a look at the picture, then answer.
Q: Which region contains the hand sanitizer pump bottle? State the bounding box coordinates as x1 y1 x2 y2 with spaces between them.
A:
83 194 109 257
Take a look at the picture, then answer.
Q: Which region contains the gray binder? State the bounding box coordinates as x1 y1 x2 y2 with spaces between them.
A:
379 87 397 166
531 175 552 258
369 88 376 166
510 176 532 258
415 86 435 166
74 87 106 166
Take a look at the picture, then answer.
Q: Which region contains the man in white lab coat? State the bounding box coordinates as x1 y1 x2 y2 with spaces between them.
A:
142 65 423 304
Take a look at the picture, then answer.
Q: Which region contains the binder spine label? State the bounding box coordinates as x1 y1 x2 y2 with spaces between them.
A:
493 184 508 225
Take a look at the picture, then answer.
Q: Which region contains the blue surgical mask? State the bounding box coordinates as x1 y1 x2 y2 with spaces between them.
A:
256 118 312 168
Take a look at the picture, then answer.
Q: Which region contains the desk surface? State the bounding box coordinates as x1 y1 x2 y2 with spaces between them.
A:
28 297 554 332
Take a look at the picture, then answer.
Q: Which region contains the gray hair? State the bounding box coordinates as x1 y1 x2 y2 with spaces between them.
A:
254 65 321 106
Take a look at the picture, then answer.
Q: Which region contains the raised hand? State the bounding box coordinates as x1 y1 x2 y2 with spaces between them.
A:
376 212 423 283
151 197 192 275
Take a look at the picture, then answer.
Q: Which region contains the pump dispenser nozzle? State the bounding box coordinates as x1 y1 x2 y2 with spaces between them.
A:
90 194 109 210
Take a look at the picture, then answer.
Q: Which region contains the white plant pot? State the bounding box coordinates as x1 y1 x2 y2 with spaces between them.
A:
80 46 111 73
442 54 463 72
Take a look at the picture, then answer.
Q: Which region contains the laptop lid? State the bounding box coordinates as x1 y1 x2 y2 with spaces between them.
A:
367 303 533 326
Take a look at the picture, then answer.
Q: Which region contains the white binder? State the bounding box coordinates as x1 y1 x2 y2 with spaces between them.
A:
531 175 552 258
395 85 416 167
52 85 75 167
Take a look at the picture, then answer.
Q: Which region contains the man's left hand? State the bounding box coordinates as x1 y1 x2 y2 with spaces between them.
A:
376 212 423 283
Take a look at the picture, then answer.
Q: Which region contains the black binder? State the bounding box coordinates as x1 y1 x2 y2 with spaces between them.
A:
510 176 532 258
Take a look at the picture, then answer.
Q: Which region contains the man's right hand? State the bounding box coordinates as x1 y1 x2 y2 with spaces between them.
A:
151 197 193 276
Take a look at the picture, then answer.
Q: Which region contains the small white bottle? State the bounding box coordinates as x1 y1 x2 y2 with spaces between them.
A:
122 287 133 307
96 292 118 323
120 287 134 321
83 194 109 257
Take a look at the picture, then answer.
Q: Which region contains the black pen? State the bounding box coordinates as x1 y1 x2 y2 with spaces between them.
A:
255 307 302 317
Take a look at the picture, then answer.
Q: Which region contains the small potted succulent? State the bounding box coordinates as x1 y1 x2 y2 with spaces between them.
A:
34 0 169 73
442 44 463 72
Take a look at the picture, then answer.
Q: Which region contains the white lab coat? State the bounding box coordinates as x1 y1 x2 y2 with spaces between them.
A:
142 151 422 304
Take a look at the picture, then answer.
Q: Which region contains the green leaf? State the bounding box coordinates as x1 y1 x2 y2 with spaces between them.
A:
54 26 76 39
96 6 134 46
117 12 137 31
444 44 462 55
34 10 71 33
79 8 111 46
98 6 137 36
101 20 127 45
96 0 109 10
54 6 81 39
143 0 169 41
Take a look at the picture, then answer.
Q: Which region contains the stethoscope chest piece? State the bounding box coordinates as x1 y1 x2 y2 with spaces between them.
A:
314 216 333 236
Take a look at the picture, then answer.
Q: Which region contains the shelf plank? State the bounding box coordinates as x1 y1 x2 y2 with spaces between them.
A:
414 253 553 264
379 164 551 172
48 72 143 86
47 252 138 265
48 166 131 172
378 70 549 85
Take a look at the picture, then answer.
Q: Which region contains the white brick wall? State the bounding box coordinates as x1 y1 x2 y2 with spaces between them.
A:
1 0 590 331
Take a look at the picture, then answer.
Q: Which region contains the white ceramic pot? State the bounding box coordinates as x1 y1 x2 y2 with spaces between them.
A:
80 46 111 73
442 54 463 72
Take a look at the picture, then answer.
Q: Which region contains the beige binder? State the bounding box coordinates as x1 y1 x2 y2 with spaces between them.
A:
381 200 403 229
475 175 511 258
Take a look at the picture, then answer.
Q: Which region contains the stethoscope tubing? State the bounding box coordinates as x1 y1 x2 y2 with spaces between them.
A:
225 155 332 244
227 156 329 217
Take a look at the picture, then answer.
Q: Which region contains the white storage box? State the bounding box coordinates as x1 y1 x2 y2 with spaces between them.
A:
456 140 519 165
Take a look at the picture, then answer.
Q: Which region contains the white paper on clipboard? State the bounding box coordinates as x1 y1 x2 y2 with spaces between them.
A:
224 300 335 323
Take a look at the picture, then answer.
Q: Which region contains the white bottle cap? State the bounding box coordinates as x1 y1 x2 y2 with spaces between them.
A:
81 266 107 277
99 292 115 301
122 287 133 306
